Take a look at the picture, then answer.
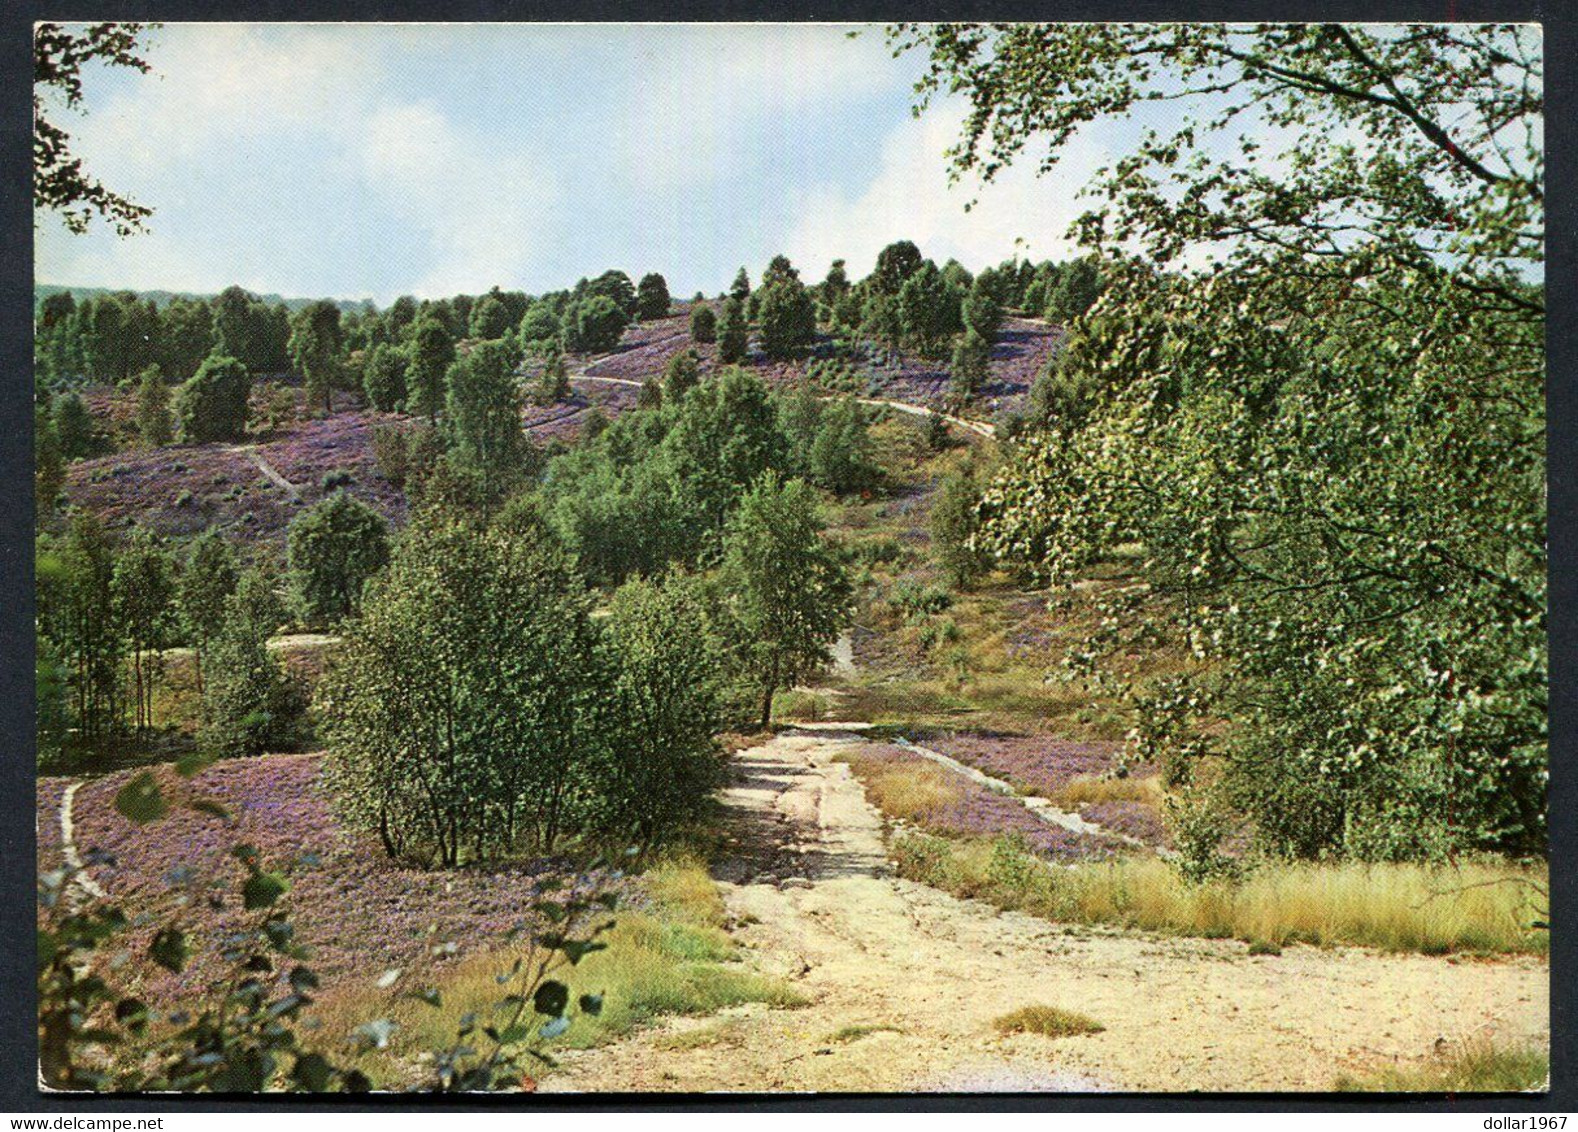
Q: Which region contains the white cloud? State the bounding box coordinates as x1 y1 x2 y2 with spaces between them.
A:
782 100 1102 279
612 25 907 190
359 102 563 297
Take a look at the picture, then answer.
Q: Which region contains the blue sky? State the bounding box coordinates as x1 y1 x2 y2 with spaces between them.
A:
34 23 1112 304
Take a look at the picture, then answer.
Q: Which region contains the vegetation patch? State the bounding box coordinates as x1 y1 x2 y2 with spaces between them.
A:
993 1005 1104 1038
892 831 1548 956
1335 1040 1549 1093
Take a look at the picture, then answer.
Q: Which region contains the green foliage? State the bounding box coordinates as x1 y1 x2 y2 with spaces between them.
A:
807 397 880 496
600 572 726 844
362 342 408 412
134 365 172 446
897 260 962 355
407 318 455 423
662 348 701 402
53 391 95 460
930 461 992 587
757 276 818 359
175 354 251 443
200 599 297 759
689 303 717 344
180 528 238 689
562 294 630 354
908 24 1547 859
729 267 751 305
949 331 990 401
1045 257 1103 326
720 471 852 729
870 240 924 296
518 301 561 346
583 269 639 318
285 492 391 625
717 296 749 363
532 341 570 406
112 526 176 732
443 339 527 498
636 272 671 320
467 294 512 340
35 404 64 523
48 513 123 740
288 300 344 414
318 515 605 863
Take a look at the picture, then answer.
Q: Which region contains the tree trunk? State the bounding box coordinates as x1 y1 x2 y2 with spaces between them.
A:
759 679 774 732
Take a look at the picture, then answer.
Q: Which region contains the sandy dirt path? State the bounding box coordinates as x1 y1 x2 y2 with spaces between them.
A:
546 728 1547 1094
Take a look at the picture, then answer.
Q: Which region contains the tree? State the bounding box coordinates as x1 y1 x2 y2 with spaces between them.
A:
53 391 94 460
362 342 408 412
949 331 990 401
600 571 725 844
721 473 851 729
34 23 155 234
134 365 172 446
761 255 800 289
717 296 749 363
819 259 851 311
659 367 786 537
689 303 717 344
286 492 391 625
562 295 629 354
903 22 1546 859
518 301 560 346
585 270 639 318
445 339 526 498
407 318 455 424
870 239 925 296
961 274 1005 343
897 260 962 355
636 273 671 320
175 355 251 443
662 348 701 402
113 526 175 732
533 341 570 406
468 294 512 340
1045 257 1103 326
931 461 991 588
212 287 268 374
55 512 122 740
157 298 216 382
808 398 881 496
179 528 238 694
289 300 343 415
35 405 64 524
200 594 294 759
757 277 817 359
729 267 752 306
318 516 605 864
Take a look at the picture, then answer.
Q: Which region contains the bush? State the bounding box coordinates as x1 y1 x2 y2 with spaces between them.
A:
370 423 410 487
636 273 671 320
200 612 299 758
808 398 880 495
689 304 717 344
757 278 817 359
563 294 629 354
175 355 251 443
717 297 748 363
362 343 408 412
887 578 953 620
285 492 390 625
931 464 992 587
320 469 355 492
134 366 172 447
53 391 96 459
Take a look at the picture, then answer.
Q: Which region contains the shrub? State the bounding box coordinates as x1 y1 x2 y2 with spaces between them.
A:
199 609 298 758
930 464 992 587
887 578 953 620
563 294 629 354
717 296 748 363
370 423 410 487
808 398 880 495
285 492 390 625
134 365 172 447
992 1006 1104 1037
689 303 717 344
362 343 408 412
175 355 251 443
636 272 671 320
320 469 355 492
53 391 95 459
756 278 817 359
662 348 701 402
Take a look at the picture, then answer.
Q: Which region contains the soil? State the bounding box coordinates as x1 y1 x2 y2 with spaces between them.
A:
545 727 1548 1094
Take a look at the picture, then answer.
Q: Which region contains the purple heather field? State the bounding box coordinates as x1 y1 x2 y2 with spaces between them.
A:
40 755 596 1004
847 743 1130 862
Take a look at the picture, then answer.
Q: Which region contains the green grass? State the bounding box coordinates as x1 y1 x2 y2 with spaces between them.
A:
993 1005 1104 1037
892 831 1548 956
304 856 805 1086
1335 1040 1549 1092
825 1023 904 1044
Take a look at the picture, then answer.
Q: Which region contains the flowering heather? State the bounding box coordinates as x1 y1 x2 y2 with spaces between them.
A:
36 778 67 872
844 743 1125 862
50 754 589 1006
64 443 277 541
916 730 1131 796
257 412 407 525
1078 801 1171 850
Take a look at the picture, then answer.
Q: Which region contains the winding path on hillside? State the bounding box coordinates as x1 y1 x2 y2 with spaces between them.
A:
227 444 303 502
546 727 1547 1093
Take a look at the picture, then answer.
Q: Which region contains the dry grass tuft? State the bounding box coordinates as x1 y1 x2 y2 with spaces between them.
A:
993 1005 1104 1038
1052 774 1164 808
835 750 963 820
892 832 1549 956
1335 1039 1549 1092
